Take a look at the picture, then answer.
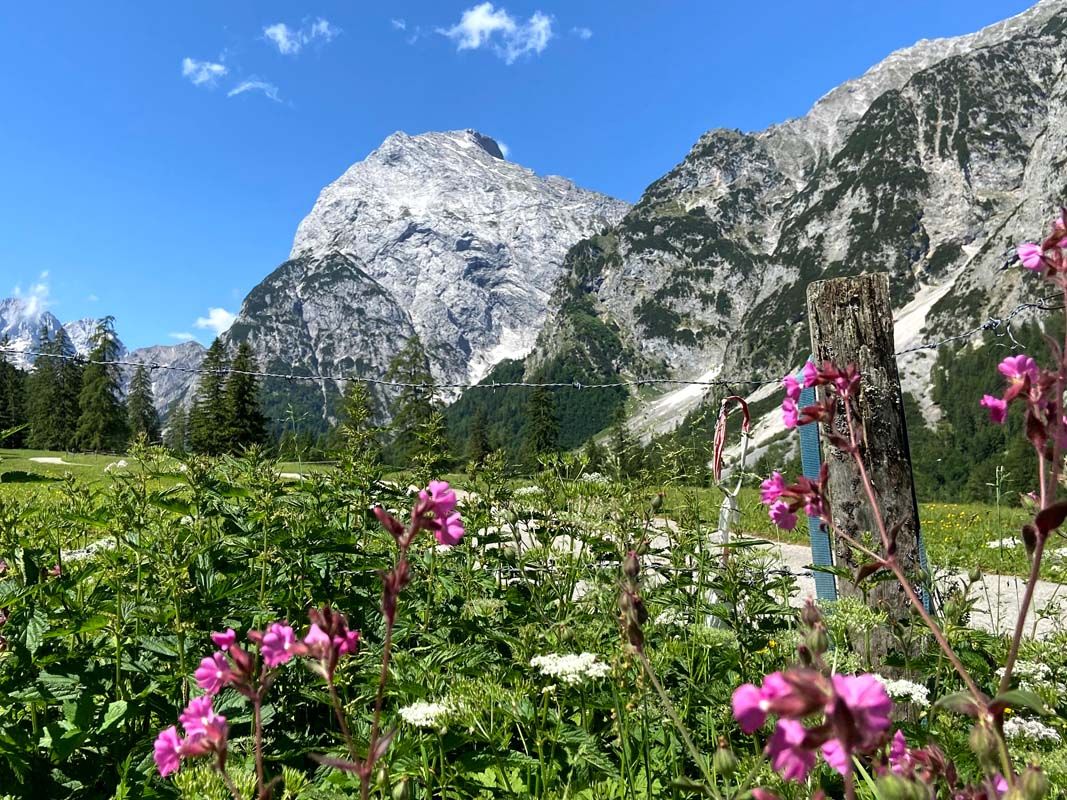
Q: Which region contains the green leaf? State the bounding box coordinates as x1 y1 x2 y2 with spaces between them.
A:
934 690 984 718
99 701 128 732
24 607 48 656
991 689 1049 716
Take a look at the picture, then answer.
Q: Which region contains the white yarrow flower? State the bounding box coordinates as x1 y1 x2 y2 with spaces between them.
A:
871 674 930 707
398 701 451 729
514 486 544 497
530 653 611 685
1004 716 1061 744
997 661 1052 683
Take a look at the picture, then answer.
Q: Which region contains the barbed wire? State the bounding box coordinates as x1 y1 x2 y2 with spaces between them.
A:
0 298 1060 394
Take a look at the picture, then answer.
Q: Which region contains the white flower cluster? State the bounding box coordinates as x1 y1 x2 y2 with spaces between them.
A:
104 459 129 473
654 608 686 627
530 653 611 685
398 701 453 729
578 472 609 485
985 537 1019 550
997 661 1052 683
1004 716 1062 745
871 674 930 707
514 486 544 497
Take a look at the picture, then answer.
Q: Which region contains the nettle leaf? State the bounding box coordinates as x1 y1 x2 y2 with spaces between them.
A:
934 690 985 718
991 689 1049 717
99 700 128 732
24 607 48 656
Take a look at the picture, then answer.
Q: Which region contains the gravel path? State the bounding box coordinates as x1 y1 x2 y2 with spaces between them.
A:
762 541 1067 639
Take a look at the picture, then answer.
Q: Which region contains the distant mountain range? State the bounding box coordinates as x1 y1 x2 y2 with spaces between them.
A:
4 0 1067 448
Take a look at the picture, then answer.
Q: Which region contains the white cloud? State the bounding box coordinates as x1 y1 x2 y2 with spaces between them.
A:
391 18 407 31
228 79 281 103
571 26 592 40
182 57 228 87
87 293 100 303
169 332 196 342
497 140 511 158
12 272 51 319
194 308 236 336
439 4 554 65
264 18 340 55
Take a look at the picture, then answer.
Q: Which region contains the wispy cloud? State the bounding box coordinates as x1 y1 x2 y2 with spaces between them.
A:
86 293 100 303
391 18 407 31
194 308 236 336
571 26 593 40
228 79 281 103
12 272 51 320
439 3 554 64
264 18 340 55
497 140 511 159
169 332 196 342
181 57 228 87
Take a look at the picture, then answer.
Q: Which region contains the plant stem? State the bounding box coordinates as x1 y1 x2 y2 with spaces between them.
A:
253 694 265 799
998 532 1048 697
328 678 359 761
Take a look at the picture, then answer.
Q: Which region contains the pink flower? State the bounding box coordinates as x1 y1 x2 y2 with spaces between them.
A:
760 472 786 505
153 725 183 777
766 719 815 782
783 375 801 402
821 738 850 775
210 628 236 651
335 629 361 655
769 500 797 531
435 512 465 546
1018 243 1045 271
801 361 819 388
830 673 892 740
993 774 1009 797
178 695 225 738
888 730 909 774
998 354 1038 384
260 622 299 668
304 622 331 651
732 684 768 734
804 495 825 520
782 398 799 429
420 480 457 518
194 651 232 695
981 394 1008 424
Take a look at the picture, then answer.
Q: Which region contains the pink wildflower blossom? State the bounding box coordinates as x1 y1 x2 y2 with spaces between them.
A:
420 480 457 518
1018 243 1045 271
304 623 331 654
830 673 892 739
782 398 799 429
783 375 801 402
998 354 1039 384
178 695 224 737
335 629 361 655
820 738 850 775
210 628 236 651
194 651 232 695
801 361 819 388
980 394 1008 424
769 500 798 531
436 512 466 546
153 725 183 777
760 472 786 505
260 622 299 668
766 720 815 782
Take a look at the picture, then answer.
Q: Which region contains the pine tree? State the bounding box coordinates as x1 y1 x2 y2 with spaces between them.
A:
53 329 84 450
75 316 129 452
224 342 268 452
165 403 188 453
0 344 28 447
466 407 490 466
127 365 161 443
188 339 230 455
385 335 436 464
522 385 559 464
27 328 82 451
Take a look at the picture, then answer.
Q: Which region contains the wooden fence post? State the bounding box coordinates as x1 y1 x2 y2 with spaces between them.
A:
806 274 925 626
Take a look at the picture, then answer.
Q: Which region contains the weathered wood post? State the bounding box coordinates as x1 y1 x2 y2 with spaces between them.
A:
806 274 925 626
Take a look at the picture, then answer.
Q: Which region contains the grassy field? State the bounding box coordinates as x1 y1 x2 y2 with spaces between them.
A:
0 447 1049 578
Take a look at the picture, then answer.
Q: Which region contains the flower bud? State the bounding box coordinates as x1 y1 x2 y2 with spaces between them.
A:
392 778 413 800
712 740 737 777
805 625 829 657
969 723 1000 769
875 774 925 800
800 600 822 629
651 493 664 512
968 566 982 583
622 551 640 579
1020 766 1050 800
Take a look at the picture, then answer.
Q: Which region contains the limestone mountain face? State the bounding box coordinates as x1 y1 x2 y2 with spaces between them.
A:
526 0 1067 438
0 298 67 369
225 129 629 423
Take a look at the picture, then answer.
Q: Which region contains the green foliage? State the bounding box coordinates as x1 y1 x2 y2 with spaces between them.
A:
385 335 438 466
0 353 27 448
26 329 82 452
74 317 129 453
521 386 559 465
187 339 230 456
224 342 269 451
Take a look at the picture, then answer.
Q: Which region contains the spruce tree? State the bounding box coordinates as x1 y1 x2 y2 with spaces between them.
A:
384 335 436 464
0 345 27 447
53 329 84 450
127 365 161 443
165 403 188 453
522 385 559 464
75 316 129 452
188 339 230 455
27 328 82 451
466 407 490 466
224 342 268 451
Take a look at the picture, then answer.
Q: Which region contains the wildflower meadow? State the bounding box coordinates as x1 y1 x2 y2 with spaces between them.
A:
5 214 1067 799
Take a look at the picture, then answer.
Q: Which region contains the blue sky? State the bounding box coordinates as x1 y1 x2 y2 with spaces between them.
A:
0 0 1034 350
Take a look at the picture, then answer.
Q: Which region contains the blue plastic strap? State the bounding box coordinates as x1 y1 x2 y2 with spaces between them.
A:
798 380 838 601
